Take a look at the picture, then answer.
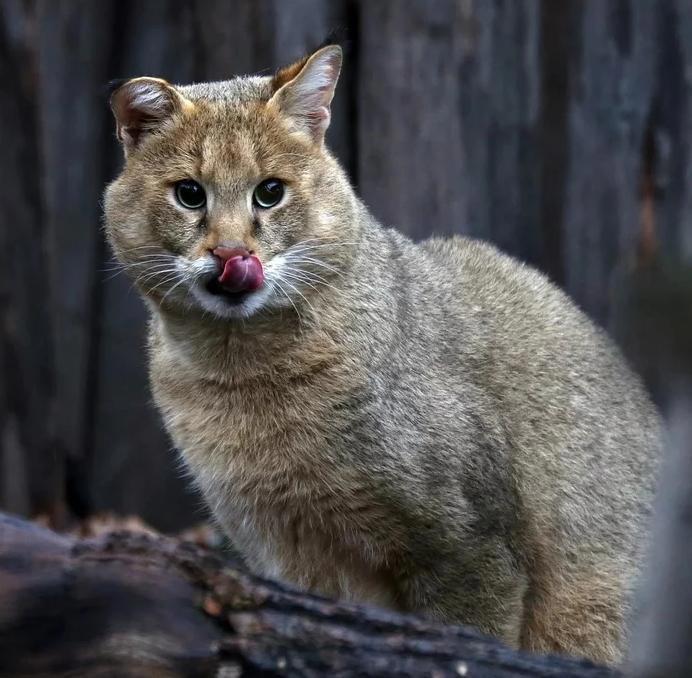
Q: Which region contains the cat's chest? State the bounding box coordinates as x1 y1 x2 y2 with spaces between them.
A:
150 345 403 606
153 355 371 530
157 373 393 587
158 371 329 480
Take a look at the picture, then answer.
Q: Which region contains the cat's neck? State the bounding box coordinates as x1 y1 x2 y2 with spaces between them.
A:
151 259 363 389
153 301 353 390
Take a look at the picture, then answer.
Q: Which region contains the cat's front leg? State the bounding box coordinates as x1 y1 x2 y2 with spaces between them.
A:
397 541 529 648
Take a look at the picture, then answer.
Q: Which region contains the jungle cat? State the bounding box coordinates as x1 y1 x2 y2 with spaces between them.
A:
104 44 661 664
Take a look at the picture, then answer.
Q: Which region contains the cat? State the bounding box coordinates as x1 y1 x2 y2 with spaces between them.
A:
104 44 661 664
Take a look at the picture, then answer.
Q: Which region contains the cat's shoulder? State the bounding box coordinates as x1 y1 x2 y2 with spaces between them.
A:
420 235 549 290
421 235 526 273
416 234 584 327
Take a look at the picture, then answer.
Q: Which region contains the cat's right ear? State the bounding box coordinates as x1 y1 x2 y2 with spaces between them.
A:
110 77 191 154
268 45 342 144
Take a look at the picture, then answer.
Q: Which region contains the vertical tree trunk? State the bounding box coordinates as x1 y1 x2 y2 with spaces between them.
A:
0 0 59 519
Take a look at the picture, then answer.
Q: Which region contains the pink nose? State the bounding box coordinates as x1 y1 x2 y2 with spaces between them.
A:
212 246 264 293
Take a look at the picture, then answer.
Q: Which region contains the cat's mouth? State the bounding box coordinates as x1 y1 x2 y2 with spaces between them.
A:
203 248 266 306
190 270 271 319
205 278 253 305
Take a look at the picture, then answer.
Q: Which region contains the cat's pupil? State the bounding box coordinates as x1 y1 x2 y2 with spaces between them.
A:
175 180 206 209
253 179 284 208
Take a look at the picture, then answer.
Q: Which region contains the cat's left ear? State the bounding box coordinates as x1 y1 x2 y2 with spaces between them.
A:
268 45 342 144
110 77 192 155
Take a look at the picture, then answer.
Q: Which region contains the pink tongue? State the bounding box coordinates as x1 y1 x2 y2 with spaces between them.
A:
218 255 264 293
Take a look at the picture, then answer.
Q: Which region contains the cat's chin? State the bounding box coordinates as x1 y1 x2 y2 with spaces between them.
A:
205 278 254 306
189 279 272 320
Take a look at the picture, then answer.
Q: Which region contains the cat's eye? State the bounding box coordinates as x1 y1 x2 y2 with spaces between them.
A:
175 180 206 210
253 179 284 209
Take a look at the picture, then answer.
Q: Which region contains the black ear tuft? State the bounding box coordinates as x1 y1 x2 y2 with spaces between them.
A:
316 31 340 50
313 27 350 54
105 78 128 99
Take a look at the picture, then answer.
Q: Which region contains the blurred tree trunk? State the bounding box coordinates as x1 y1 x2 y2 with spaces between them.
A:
0 0 60 520
628 390 692 677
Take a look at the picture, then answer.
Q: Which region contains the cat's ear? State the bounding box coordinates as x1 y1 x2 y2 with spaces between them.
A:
110 77 191 153
268 45 342 144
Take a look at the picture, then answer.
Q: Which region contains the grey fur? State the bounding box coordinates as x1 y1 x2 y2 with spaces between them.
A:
104 49 661 665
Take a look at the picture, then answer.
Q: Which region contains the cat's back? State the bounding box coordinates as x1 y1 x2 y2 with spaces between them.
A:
382 231 659 448
420 234 651 413
421 235 594 343
416 233 660 540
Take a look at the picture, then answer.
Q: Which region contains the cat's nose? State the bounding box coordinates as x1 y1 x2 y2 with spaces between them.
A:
212 245 253 262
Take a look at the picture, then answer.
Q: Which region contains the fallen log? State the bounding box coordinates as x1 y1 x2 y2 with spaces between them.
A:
0 512 616 677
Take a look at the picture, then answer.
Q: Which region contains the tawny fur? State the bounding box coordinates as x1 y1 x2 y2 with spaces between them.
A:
103 45 661 665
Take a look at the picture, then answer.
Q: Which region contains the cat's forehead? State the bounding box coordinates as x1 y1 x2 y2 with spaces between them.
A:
162 75 304 185
177 76 273 105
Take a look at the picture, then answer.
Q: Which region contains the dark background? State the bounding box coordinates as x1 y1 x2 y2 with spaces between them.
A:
1 0 691 532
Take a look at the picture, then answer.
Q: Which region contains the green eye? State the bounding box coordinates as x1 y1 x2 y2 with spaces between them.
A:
175 180 206 209
253 178 284 209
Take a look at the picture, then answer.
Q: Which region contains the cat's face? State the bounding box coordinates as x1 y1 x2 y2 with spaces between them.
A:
104 46 354 320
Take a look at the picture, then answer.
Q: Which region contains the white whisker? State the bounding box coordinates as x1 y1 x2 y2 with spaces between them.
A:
144 272 185 296
279 276 318 324
136 267 184 285
271 278 302 324
288 255 343 276
160 276 190 305
280 271 321 293
283 269 340 294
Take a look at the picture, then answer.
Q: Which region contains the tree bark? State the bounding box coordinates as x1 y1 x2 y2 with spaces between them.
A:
0 512 616 678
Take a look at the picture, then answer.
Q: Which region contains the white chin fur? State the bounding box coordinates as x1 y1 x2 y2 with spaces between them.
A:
177 253 295 321
189 280 274 320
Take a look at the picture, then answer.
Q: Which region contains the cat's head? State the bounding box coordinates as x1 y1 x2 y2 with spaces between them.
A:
104 45 356 321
